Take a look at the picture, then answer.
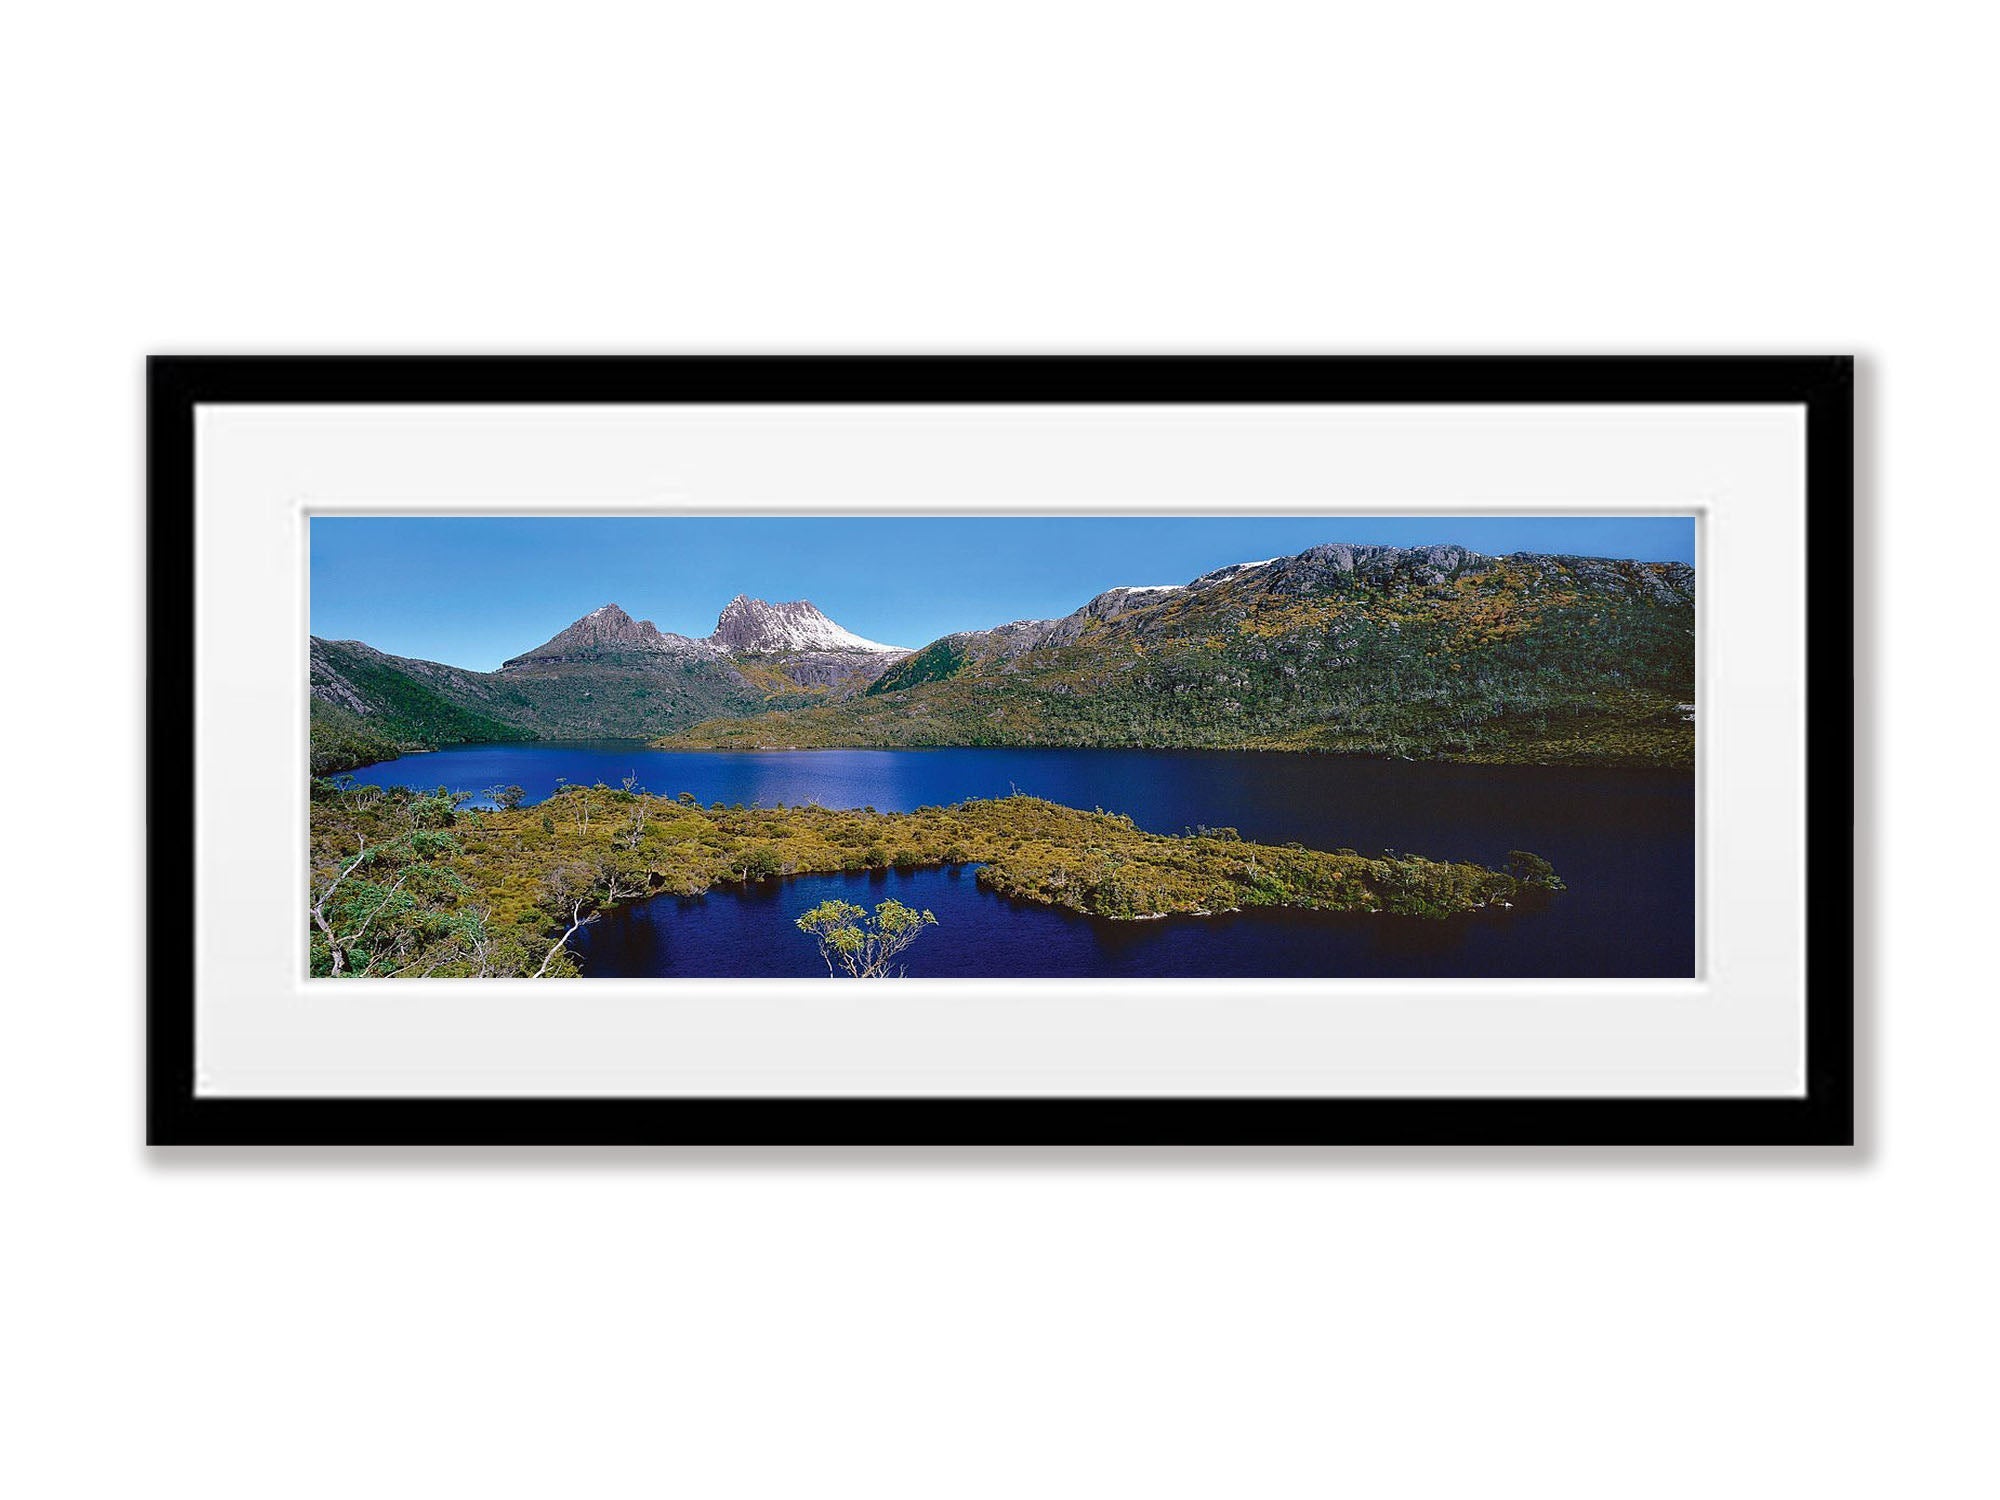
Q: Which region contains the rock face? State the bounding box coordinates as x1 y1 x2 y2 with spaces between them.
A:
1257 543 1696 604
707 595 908 655
1041 586 1187 647
500 603 717 669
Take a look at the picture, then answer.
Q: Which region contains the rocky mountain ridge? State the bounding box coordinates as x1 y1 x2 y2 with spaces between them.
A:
500 603 720 669
312 542 1698 774
502 595 909 670
955 545 1692 658
660 542 1699 766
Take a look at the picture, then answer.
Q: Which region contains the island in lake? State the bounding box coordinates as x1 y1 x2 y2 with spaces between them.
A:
309 519 1695 980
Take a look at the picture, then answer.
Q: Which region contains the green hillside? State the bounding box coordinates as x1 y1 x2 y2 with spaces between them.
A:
308 640 536 775
308 637 787 775
656 545 1698 767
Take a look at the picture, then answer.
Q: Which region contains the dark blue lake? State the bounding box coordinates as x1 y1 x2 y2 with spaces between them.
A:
344 743 1695 978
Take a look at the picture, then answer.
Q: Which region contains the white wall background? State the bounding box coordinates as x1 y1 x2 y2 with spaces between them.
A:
0 3 1983 1496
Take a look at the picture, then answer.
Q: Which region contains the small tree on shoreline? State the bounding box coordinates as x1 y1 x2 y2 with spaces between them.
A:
795 899 938 979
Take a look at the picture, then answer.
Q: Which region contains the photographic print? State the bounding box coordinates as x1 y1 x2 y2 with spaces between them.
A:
151 356 1850 1144
308 515 1697 982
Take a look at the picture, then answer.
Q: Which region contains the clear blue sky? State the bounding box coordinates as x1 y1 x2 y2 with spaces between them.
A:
311 515 1695 670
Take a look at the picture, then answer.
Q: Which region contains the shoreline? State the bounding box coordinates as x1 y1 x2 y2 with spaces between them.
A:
321 737 1697 780
308 787 1566 977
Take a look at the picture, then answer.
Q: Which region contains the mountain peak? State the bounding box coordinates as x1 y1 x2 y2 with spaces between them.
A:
710 596 908 655
501 602 709 670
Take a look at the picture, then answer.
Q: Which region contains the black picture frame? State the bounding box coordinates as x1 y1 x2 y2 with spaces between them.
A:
148 355 1854 1146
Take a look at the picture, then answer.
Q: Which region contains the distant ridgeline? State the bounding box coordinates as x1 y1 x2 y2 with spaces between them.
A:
310 543 1696 774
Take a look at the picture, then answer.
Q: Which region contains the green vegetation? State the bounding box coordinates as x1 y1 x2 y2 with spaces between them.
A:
309 637 797 776
308 642 536 776
658 550 1697 767
307 780 1562 978
796 899 938 978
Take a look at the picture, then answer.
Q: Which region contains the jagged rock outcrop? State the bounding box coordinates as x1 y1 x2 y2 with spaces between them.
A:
501 604 718 669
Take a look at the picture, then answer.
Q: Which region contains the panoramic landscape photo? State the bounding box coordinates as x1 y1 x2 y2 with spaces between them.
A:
308 515 1696 980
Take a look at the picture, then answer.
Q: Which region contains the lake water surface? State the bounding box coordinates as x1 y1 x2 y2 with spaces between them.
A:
343 743 1695 978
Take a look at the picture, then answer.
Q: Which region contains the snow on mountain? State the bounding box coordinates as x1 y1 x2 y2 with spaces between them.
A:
1188 558 1278 588
708 595 910 655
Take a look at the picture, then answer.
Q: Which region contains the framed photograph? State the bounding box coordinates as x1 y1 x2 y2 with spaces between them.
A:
148 356 1853 1145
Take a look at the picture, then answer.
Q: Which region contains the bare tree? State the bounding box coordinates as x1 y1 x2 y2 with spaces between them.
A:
309 836 421 977
617 791 652 851
533 902 593 977
531 861 645 978
309 790 489 977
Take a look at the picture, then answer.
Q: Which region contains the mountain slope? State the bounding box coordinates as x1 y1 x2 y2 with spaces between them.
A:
500 603 721 668
654 544 1698 767
309 639 540 775
311 633 773 773
310 596 910 773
